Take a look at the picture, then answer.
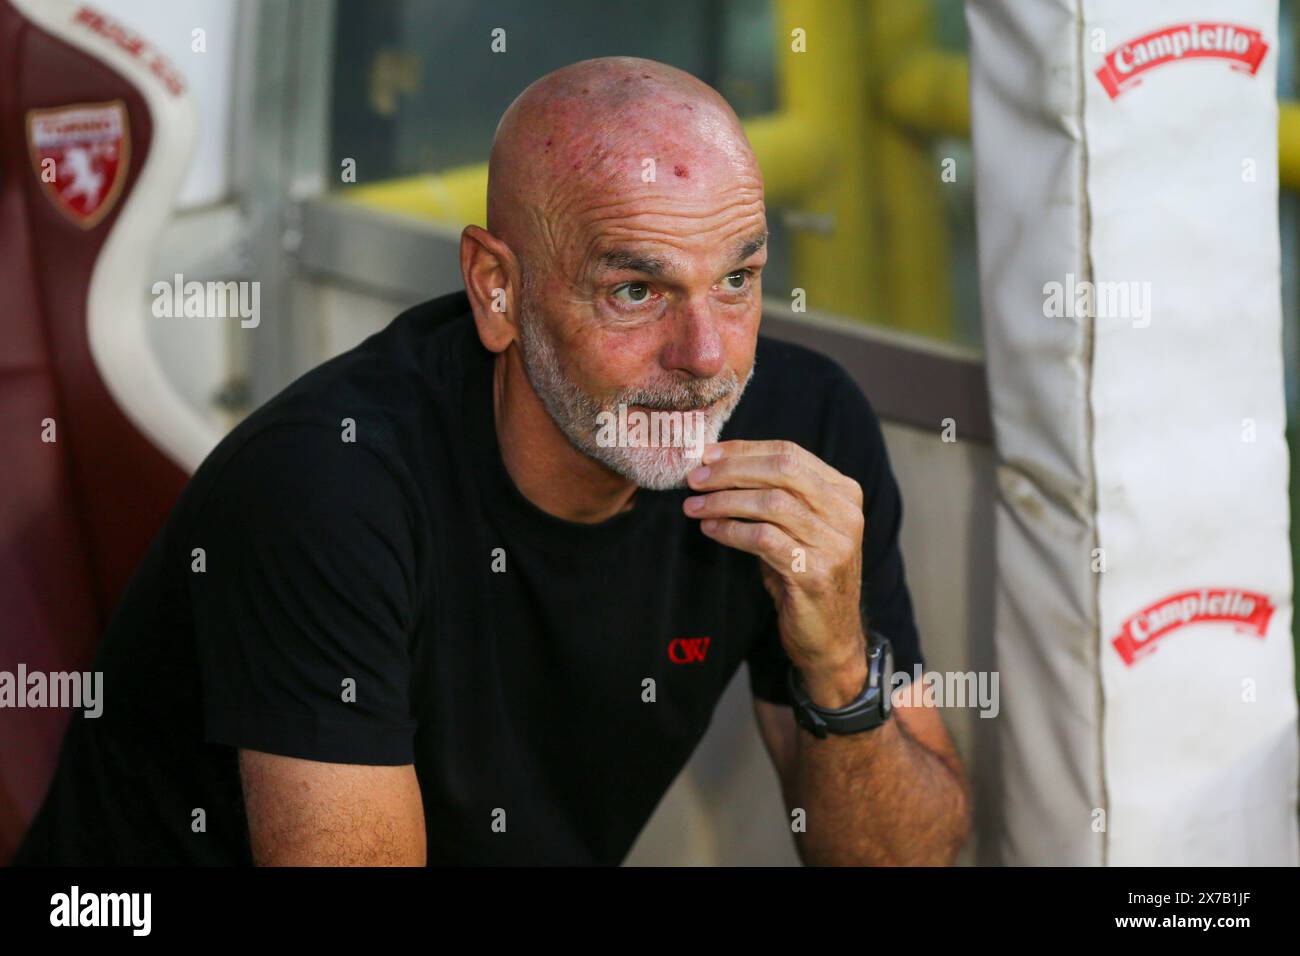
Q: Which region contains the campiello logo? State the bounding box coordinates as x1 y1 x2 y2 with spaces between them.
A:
1111 587 1275 666
1095 22 1269 99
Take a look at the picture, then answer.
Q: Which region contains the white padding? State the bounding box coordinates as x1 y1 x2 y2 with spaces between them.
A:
967 0 1298 864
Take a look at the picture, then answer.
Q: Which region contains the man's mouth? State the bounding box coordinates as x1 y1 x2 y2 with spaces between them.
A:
628 396 725 414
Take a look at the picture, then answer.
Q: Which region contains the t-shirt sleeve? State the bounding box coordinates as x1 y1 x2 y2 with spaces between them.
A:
746 368 925 705
188 424 420 765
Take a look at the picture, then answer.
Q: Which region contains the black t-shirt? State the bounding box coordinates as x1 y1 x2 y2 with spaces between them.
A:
13 289 923 866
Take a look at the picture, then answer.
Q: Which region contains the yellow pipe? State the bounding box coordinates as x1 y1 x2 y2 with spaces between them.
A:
863 0 953 337
743 113 831 207
342 161 488 226
1281 101 1300 192
879 50 971 139
337 112 831 227
772 0 885 323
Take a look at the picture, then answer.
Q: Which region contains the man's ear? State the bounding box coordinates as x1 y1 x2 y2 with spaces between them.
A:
460 225 521 354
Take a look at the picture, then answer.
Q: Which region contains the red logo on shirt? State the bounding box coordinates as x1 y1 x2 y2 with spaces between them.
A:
668 637 711 664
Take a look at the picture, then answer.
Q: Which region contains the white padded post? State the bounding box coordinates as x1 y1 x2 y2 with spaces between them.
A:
966 0 1298 864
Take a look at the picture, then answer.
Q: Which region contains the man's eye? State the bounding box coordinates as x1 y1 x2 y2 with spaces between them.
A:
722 270 750 291
613 282 654 305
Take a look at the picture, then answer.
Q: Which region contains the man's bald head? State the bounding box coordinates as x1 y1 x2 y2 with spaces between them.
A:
486 56 762 264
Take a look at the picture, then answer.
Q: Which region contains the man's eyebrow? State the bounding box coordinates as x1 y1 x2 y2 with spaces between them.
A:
594 231 767 277
596 249 669 276
732 231 768 264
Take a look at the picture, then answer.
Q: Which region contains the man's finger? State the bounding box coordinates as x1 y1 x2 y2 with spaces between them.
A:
687 452 857 527
702 439 863 507
698 516 800 574
684 487 841 546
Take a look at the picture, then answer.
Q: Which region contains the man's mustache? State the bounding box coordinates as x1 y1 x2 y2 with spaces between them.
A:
614 374 737 411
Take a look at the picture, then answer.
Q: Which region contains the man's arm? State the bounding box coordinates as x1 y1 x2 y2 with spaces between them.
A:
754 680 972 866
239 750 426 866
187 428 425 864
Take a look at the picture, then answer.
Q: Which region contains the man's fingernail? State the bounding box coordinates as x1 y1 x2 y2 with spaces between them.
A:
690 466 710 482
684 496 703 513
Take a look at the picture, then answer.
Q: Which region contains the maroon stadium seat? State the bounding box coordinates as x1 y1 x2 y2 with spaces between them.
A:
0 0 215 863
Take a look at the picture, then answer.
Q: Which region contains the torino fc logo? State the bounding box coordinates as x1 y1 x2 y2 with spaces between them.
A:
1095 22 1269 100
27 101 129 228
1111 587 1275 666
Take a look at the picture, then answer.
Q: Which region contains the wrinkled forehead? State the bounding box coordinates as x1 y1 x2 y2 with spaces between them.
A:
546 159 767 275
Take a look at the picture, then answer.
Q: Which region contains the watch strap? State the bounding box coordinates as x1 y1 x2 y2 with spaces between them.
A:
787 631 893 739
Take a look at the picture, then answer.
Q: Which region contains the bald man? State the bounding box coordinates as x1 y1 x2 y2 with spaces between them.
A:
14 57 970 866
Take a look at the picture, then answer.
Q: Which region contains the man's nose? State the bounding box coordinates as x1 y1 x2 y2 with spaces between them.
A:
660 303 725 379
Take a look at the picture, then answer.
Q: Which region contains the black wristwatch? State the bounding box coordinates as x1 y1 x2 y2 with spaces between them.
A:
787 630 894 739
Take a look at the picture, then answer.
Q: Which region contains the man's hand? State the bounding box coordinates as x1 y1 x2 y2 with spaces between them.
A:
238 750 426 865
685 438 971 864
682 439 869 708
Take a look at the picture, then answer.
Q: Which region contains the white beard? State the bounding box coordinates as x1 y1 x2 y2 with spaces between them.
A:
515 301 753 491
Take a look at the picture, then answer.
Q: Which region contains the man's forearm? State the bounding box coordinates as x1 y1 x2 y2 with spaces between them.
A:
787 686 971 866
